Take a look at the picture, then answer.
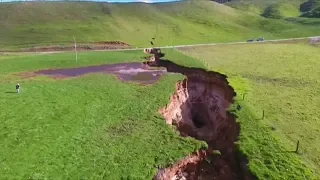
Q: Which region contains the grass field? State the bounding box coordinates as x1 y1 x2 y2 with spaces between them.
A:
0 0 319 50
1 41 319 179
179 41 320 179
0 49 209 179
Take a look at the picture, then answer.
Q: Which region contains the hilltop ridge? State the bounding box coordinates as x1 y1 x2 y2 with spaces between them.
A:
0 0 318 50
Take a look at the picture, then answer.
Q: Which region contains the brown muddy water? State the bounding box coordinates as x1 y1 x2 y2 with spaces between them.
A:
34 62 168 84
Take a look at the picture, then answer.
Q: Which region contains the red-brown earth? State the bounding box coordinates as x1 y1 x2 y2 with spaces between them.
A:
2 41 131 53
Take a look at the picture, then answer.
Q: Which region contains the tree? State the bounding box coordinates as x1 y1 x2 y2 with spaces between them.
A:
262 5 282 19
302 6 320 17
300 0 320 12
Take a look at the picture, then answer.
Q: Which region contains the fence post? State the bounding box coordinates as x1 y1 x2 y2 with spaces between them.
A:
295 140 300 153
73 36 77 62
262 110 265 119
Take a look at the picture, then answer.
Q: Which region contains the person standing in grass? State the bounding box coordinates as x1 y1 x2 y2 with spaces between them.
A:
16 83 20 94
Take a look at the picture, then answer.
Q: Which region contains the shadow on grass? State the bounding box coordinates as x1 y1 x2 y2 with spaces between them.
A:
4 91 17 94
274 150 298 154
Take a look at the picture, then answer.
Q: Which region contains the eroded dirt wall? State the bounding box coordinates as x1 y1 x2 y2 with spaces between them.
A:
150 60 254 180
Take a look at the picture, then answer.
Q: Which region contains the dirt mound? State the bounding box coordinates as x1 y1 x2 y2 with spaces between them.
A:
4 41 131 53
148 60 255 180
92 41 130 46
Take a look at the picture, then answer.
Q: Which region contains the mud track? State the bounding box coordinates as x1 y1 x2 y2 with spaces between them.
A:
146 60 255 180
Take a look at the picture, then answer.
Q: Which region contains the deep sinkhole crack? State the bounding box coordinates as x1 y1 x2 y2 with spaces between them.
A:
147 60 256 180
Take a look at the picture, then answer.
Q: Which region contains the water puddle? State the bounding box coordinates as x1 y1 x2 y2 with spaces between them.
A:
34 62 167 84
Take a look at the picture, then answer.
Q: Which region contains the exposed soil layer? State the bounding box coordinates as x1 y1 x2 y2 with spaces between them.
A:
32 62 167 84
3 41 130 53
147 60 255 180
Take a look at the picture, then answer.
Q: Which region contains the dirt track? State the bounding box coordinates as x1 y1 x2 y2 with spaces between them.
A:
147 60 256 180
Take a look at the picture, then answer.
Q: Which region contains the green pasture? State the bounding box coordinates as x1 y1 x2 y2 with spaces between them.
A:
0 49 206 179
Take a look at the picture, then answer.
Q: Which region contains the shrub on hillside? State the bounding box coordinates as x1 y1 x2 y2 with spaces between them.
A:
213 0 233 3
302 7 320 17
300 0 320 12
262 4 282 19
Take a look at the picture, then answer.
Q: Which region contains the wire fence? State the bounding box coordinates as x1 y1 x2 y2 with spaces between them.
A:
1 36 319 52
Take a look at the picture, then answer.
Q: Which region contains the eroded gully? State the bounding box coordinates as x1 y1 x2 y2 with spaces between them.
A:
145 60 255 180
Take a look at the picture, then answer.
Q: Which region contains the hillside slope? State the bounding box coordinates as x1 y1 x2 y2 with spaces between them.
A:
226 0 305 16
227 0 320 18
0 0 319 50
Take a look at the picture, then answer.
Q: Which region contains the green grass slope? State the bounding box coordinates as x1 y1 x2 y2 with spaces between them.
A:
227 0 305 17
0 50 207 179
179 41 320 179
0 0 319 50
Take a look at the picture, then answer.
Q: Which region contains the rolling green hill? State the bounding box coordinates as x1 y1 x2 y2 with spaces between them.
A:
227 0 320 18
0 0 319 50
226 0 305 17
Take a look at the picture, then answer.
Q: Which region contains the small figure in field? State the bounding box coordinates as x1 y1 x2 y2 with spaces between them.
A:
16 83 20 94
